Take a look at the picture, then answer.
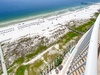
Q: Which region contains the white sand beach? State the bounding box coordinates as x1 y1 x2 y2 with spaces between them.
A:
0 3 100 43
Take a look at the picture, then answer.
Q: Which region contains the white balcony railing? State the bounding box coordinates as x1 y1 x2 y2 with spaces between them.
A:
84 14 100 75
0 45 8 75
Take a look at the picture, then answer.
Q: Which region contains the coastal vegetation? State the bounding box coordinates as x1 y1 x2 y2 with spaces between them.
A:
94 12 100 17
0 71 2 75
16 65 29 75
14 57 24 64
16 59 45 75
74 18 96 32
58 31 79 45
26 45 47 61
55 55 63 67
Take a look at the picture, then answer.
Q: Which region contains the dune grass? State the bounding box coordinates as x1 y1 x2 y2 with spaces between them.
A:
75 18 96 32
43 52 60 63
58 32 79 45
16 65 29 75
27 59 44 75
26 45 47 61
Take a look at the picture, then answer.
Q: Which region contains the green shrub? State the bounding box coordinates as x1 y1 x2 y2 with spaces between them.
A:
16 65 29 75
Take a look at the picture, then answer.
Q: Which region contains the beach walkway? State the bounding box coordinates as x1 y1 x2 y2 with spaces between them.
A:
23 45 55 65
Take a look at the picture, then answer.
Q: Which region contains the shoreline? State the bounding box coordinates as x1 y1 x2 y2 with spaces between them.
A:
0 3 100 43
0 3 93 27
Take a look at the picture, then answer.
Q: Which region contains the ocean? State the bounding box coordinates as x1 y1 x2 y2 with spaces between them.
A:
0 0 100 24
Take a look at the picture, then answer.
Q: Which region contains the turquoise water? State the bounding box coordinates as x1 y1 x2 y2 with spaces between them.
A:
0 0 100 24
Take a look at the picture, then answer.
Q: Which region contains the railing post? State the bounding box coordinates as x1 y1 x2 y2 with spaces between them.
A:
84 14 100 75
